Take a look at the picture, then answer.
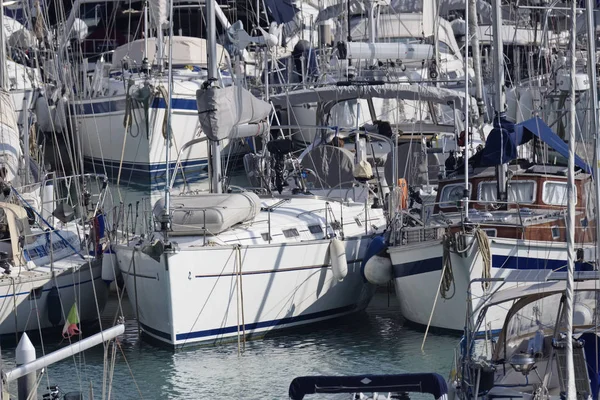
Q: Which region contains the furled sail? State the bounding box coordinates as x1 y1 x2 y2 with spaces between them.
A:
196 86 271 141
148 0 167 29
0 91 22 182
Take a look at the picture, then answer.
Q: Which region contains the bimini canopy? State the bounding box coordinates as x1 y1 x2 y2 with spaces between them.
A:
270 83 478 117
479 116 591 173
111 37 229 68
288 373 448 400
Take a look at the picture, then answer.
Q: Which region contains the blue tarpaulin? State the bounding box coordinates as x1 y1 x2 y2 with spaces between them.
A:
480 114 522 166
288 373 448 400
264 0 298 24
479 115 591 173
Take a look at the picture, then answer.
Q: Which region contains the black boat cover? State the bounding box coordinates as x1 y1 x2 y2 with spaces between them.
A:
288 372 448 400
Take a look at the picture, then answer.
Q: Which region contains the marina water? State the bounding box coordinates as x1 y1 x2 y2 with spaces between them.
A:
1 293 456 399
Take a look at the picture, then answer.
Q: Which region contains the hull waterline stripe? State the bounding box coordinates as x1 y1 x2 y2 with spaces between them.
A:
140 303 358 342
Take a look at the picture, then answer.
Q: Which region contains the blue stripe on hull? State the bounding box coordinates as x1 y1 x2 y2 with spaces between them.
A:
74 97 198 115
393 257 443 279
140 304 358 344
393 255 594 279
83 156 208 187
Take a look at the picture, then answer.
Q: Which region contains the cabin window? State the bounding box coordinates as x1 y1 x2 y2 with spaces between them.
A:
542 181 576 206
354 217 363 227
551 226 560 240
439 183 471 208
478 181 536 204
261 233 272 241
483 229 497 238
308 225 323 234
282 229 300 238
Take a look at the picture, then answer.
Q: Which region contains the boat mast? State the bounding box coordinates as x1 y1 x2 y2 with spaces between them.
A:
143 0 149 68
207 0 222 194
468 0 486 128
564 1 577 398
462 0 470 219
0 0 6 90
492 0 507 203
164 0 174 217
586 0 600 286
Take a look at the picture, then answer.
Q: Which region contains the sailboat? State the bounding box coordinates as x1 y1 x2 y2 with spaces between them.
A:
0 4 109 339
70 0 235 187
377 0 596 333
113 0 388 347
450 3 597 400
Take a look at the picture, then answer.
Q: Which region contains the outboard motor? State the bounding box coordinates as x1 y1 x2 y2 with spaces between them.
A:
267 139 295 194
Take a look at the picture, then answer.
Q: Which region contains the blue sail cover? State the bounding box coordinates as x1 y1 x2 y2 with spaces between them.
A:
288 373 448 400
479 114 523 166
479 116 591 173
264 0 298 24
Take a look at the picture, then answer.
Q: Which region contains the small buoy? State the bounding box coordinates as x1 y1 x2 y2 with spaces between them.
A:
329 238 348 281
363 254 393 285
101 247 119 283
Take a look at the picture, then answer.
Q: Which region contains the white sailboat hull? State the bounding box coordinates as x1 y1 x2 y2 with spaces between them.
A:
0 261 108 336
390 236 594 333
74 92 208 186
116 237 376 347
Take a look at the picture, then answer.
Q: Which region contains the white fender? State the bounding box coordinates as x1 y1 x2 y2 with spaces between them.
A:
329 238 348 281
363 255 392 285
574 302 593 326
102 248 119 282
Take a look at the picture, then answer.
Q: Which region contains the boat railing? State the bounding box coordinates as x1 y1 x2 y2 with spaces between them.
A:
393 224 446 246
113 197 154 244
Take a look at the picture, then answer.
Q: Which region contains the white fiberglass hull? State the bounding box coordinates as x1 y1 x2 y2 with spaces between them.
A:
390 236 593 333
74 93 207 186
0 260 108 338
116 237 376 347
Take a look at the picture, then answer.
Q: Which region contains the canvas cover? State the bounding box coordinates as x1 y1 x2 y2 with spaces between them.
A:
197 86 272 141
270 83 478 117
154 192 261 235
112 37 229 68
0 91 21 182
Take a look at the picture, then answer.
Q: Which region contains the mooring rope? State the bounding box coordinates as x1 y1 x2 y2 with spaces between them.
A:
474 228 492 292
441 233 456 300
